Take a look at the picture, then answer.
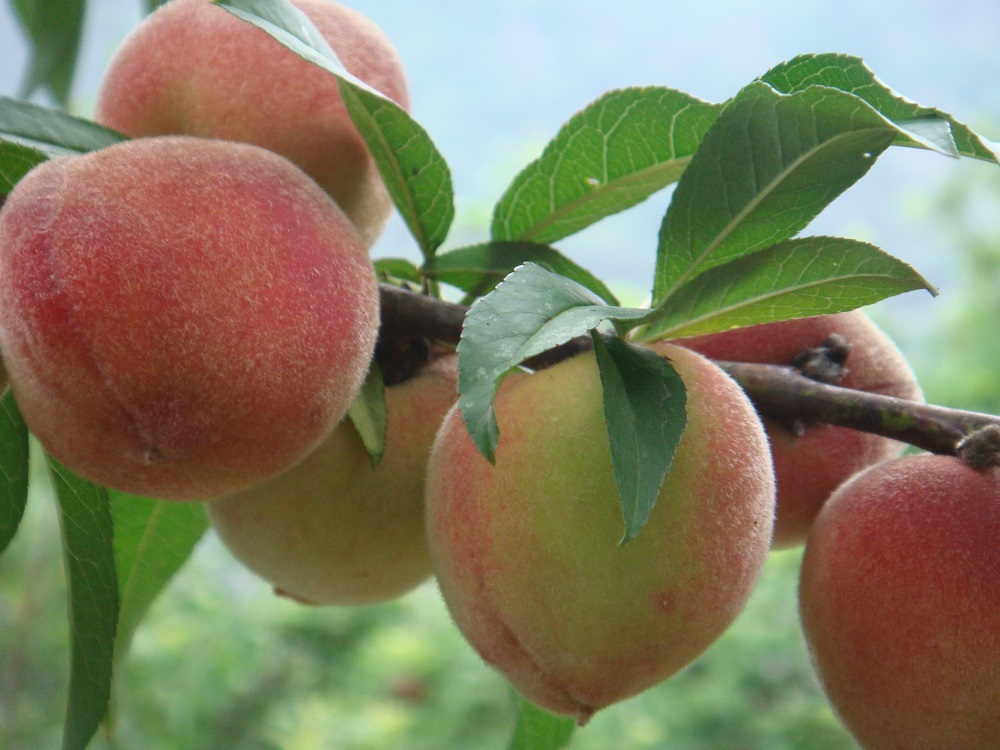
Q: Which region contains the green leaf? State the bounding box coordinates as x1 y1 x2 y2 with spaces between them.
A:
347 363 387 468
761 53 999 163
12 0 86 106
640 236 937 340
507 695 575 750
105 491 206 729
144 0 169 11
423 240 620 305
592 334 687 543
652 81 900 305
0 97 124 194
338 82 454 257
492 87 721 244
214 0 455 258
0 391 29 557
457 262 649 462
0 95 126 157
0 139 48 194
49 458 118 750
374 257 423 286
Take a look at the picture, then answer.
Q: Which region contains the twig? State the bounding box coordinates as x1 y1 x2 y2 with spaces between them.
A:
378 283 466 344
716 361 997 456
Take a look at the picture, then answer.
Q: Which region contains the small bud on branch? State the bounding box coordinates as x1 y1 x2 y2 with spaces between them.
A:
955 425 1000 468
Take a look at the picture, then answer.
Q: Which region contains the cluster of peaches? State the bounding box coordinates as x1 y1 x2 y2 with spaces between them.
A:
0 2 996 748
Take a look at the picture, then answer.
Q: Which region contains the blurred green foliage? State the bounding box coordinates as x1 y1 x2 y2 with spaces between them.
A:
905 167 1000 414
1 471 854 750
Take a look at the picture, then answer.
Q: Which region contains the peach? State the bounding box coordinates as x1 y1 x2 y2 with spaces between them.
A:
424 344 775 723
0 136 379 500
94 0 409 246
799 454 1000 749
207 354 458 606
676 311 922 548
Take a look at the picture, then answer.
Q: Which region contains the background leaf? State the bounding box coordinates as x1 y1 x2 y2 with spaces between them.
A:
507 696 575 750
12 0 86 106
0 95 125 157
640 237 937 340
492 87 721 244
423 240 619 304
214 0 455 258
0 391 29 557
49 458 118 750
593 334 687 543
457 262 649 462
347 363 388 468
761 53 999 163
0 97 125 194
0 140 48 194
652 81 899 305
374 257 423 286
106 491 207 727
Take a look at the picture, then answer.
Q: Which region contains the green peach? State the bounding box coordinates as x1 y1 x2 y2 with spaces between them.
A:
208 355 458 605
425 343 775 722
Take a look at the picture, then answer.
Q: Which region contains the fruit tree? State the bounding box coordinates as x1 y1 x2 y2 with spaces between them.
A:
1 1 998 749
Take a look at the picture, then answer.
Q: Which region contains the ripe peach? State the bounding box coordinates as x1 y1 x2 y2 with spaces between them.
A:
676 311 922 548
424 344 775 723
799 454 1000 749
94 0 409 246
207 355 458 606
0 136 379 500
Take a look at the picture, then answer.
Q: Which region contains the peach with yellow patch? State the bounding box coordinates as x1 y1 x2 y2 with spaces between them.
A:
425 344 775 722
208 355 458 606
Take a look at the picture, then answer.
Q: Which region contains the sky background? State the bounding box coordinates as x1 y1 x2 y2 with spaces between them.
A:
1 0 998 309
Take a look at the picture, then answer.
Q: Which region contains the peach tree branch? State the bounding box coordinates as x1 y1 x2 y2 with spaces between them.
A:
378 283 1000 458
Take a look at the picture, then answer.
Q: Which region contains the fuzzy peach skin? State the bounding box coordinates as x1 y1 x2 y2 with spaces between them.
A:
94 0 409 247
799 454 1000 749
676 311 922 548
0 136 379 500
207 355 458 606
425 344 775 723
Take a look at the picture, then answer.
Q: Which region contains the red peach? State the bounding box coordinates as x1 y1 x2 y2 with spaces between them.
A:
95 0 409 246
0 136 379 500
677 311 922 548
799 453 1000 749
